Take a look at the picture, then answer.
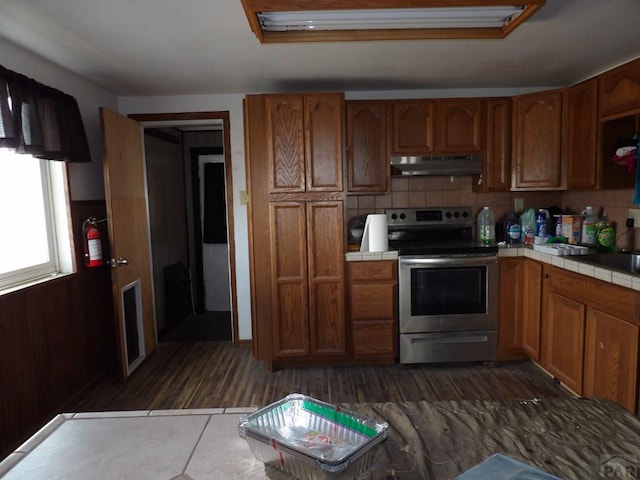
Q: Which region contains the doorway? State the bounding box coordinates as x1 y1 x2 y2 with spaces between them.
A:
130 112 238 344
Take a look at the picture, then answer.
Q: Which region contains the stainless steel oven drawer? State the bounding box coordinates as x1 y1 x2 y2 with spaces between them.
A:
399 331 496 364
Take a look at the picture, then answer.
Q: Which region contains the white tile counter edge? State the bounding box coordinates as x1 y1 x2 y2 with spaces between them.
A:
498 247 640 291
345 251 398 261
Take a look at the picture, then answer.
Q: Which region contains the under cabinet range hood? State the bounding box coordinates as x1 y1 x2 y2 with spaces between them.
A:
390 155 483 176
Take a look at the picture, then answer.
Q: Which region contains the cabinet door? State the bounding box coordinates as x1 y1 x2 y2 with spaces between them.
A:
512 90 564 189
522 259 542 360
599 57 640 118
266 95 305 193
305 94 343 192
474 98 512 192
543 291 585 394
391 100 434 154
346 101 389 192
270 202 309 357
584 308 639 412
307 201 345 356
497 258 524 360
437 99 484 153
565 79 598 189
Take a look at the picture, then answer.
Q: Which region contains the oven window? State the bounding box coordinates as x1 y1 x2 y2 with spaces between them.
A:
411 266 486 315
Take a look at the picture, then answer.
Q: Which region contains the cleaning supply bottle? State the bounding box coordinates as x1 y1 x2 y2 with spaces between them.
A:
595 211 615 252
504 212 522 245
520 208 535 245
477 207 495 245
580 206 598 246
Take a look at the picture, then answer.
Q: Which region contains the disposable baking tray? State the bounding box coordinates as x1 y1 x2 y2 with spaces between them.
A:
238 393 388 480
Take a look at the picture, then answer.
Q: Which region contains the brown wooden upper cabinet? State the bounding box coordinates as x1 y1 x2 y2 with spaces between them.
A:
391 99 484 155
565 79 598 190
512 89 564 190
265 93 343 194
599 57 640 119
473 97 512 192
345 101 389 193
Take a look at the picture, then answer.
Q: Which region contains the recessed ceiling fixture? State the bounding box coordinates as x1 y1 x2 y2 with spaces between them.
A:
240 1 546 43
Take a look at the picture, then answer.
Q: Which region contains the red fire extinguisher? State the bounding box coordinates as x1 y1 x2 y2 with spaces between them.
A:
83 217 103 267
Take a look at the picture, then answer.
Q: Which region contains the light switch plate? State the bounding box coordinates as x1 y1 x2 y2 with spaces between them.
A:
514 198 524 213
628 208 640 227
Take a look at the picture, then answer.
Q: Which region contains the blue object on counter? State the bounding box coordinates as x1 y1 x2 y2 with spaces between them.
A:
456 453 561 480
536 209 547 236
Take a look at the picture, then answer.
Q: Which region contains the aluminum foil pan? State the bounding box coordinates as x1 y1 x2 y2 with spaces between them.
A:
238 393 388 479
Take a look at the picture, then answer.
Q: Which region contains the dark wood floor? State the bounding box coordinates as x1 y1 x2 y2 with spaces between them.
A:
65 341 570 413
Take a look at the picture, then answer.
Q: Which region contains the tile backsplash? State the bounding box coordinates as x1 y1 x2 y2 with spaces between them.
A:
346 175 638 250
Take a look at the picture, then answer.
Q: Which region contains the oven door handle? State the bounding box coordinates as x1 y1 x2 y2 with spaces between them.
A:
399 255 497 267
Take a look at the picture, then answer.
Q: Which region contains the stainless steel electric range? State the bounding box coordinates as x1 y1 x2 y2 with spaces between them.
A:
387 207 499 364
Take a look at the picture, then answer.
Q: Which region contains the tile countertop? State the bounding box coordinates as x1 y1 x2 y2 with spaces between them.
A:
499 246 640 291
345 250 398 261
0 408 272 480
345 246 640 291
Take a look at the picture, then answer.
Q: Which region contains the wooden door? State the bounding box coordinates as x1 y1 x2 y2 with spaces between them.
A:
304 93 343 192
437 99 484 153
346 101 389 192
269 201 309 358
522 259 542 360
565 79 598 189
543 291 585 394
512 90 564 189
391 100 434 154
265 95 305 193
307 201 345 356
100 108 156 380
584 308 639 412
474 98 512 192
497 258 524 360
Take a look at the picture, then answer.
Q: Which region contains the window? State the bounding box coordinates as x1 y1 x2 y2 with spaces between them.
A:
0 148 73 292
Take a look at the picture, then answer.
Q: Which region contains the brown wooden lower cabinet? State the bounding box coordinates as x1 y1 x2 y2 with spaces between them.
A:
521 260 543 360
584 308 639 413
497 258 524 360
542 290 586 394
540 265 640 412
347 260 398 362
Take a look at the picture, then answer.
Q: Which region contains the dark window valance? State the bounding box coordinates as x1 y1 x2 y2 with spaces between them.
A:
0 64 91 163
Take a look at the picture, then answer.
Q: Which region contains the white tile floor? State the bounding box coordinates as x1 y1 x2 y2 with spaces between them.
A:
0 408 277 480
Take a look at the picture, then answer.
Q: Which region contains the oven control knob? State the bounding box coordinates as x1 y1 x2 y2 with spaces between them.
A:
454 211 460 218
391 213 398 220
400 213 406 220
445 212 452 219
462 211 469 218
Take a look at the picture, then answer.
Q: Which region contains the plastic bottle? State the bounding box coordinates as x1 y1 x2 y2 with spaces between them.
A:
504 212 522 245
536 209 548 237
580 206 598 246
595 211 615 252
520 208 535 245
477 207 495 245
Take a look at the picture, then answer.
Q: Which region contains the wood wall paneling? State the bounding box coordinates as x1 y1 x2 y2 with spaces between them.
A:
0 200 115 460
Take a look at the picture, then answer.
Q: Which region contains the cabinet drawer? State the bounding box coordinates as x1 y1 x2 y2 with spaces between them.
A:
348 261 397 282
352 321 395 356
549 267 640 323
350 284 395 320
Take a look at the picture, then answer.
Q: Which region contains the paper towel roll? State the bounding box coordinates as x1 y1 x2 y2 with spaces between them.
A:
360 214 388 252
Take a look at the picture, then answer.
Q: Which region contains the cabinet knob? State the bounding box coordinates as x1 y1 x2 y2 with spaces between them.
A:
599 341 604 350
543 273 549 278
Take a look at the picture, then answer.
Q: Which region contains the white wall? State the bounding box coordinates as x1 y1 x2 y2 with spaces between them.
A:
118 94 252 339
0 37 118 201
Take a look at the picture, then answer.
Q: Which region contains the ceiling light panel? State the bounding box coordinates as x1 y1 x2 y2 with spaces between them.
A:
258 7 525 32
